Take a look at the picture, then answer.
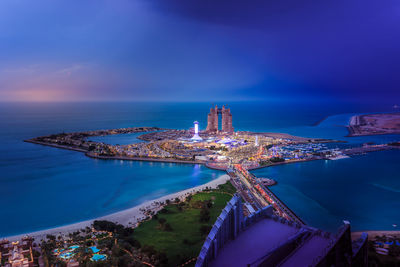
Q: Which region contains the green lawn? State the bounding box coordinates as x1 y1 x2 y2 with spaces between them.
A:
134 181 235 266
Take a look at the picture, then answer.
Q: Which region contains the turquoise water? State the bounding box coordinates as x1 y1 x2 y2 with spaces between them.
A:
0 101 399 236
90 246 100 253
59 252 74 259
91 254 107 261
252 150 400 232
252 112 400 232
89 131 159 145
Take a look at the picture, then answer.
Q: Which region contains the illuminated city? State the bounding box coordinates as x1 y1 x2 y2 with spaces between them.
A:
6 105 396 266
1 1 400 266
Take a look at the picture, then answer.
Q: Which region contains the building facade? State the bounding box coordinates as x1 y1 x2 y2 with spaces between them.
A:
206 105 234 133
0 237 35 267
195 194 244 267
196 195 369 267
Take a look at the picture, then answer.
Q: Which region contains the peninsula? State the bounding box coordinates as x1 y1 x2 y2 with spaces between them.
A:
25 108 399 171
25 126 343 170
348 112 400 136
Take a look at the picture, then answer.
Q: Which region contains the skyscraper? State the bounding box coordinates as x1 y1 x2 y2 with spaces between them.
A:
206 105 234 133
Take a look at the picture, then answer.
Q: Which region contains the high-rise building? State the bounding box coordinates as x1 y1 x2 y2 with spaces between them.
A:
206 105 219 133
206 105 234 133
221 105 234 133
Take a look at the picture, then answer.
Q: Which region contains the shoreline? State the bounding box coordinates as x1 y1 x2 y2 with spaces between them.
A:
26 139 343 172
347 113 400 137
352 230 400 240
2 174 230 242
247 158 316 170
25 139 207 165
86 152 204 165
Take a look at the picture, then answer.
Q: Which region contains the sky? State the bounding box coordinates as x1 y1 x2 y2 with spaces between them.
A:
0 0 399 102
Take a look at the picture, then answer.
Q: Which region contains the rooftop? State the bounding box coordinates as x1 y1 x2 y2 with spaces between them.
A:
209 218 300 267
278 234 332 267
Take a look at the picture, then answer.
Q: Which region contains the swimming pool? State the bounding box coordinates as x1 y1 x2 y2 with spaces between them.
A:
91 254 107 261
69 245 80 250
53 248 65 254
59 252 75 259
90 246 100 253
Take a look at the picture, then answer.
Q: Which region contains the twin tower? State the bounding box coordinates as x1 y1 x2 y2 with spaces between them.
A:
206 105 234 133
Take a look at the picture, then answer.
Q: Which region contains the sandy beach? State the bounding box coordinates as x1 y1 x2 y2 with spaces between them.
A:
3 174 230 242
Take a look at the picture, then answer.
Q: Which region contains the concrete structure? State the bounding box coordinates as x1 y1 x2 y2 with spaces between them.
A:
191 121 203 141
206 105 234 133
196 195 369 267
196 194 243 267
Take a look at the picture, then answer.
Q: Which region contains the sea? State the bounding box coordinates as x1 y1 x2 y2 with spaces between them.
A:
0 100 399 237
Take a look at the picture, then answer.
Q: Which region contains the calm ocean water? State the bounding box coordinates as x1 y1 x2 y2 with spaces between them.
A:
0 101 399 236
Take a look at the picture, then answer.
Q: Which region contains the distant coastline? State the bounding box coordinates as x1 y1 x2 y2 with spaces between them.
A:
347 112 400 137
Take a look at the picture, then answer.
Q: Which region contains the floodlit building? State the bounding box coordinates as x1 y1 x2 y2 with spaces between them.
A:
206 105 234 133
191 121 203 141
0 238 35 267
206 106 219 133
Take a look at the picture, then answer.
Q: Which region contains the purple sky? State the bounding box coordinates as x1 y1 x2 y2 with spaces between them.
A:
0 0 399 102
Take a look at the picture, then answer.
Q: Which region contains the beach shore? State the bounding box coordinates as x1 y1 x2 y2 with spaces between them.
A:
3 174 230 242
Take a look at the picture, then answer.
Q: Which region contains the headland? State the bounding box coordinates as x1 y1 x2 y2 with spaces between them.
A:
347 112 400 137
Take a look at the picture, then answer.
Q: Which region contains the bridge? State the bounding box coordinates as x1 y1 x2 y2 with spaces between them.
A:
228 164 305 225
